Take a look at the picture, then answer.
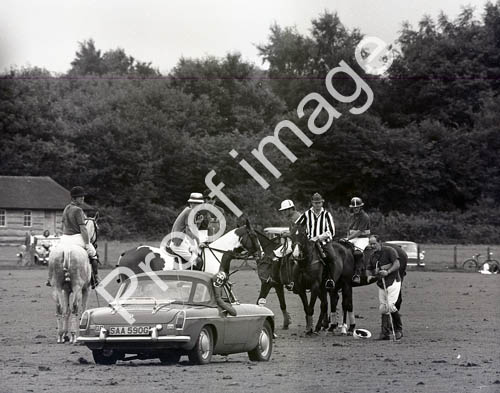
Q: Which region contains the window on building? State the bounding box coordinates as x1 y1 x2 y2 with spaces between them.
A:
23 210 32 227
0 210 5 226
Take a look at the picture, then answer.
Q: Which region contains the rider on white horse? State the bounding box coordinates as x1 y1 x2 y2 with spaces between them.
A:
46 186 99 288
169 192 205 265
341 196 370 284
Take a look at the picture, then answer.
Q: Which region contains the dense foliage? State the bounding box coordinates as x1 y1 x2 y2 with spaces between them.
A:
1 4 499 243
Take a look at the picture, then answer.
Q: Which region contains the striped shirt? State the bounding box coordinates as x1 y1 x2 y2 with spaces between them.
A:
296 208 335 240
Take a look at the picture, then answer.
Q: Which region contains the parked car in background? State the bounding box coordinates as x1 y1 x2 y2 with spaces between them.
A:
78 270 275 365
33 233 60 265
386 241 425 266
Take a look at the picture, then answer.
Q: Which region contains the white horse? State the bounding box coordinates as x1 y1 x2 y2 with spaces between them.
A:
48 218 97 344
116 221 261 279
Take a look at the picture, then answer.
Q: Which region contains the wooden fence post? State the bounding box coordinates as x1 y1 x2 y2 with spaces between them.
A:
104 241 108 266
487 246 491 260
454 245 457 269
417 244 421 267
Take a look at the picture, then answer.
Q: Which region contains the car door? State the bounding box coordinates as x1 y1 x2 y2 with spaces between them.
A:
220 285 248 346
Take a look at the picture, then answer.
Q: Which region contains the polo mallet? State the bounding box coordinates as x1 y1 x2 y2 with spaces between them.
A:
94 286 101 307
381 276 396 341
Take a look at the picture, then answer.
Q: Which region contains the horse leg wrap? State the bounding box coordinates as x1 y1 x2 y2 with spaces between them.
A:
347 311 356 326
56 315 64 342
282 310 291 329
340 323 347 335
70 314 79 336
306 315 313 331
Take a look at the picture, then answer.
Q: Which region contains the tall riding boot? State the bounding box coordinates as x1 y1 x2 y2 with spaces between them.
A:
271 258 281 284
90 257 100 289
391 311 403 339
352 252 363 283
378 314 390 340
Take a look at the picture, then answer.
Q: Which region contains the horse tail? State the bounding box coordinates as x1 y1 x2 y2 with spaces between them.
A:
62 250 71 285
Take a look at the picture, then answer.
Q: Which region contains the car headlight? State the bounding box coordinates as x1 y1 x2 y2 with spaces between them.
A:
79 311 90 329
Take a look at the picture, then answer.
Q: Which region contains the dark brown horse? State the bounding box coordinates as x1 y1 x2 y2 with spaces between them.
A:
251 231 292 329
255 231 408 336
252 230 350 335
319 240 408 335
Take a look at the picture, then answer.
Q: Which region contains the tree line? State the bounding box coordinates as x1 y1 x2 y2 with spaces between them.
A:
1 3 499 243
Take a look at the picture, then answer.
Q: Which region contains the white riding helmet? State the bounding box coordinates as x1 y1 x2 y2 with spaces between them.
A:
353 328 372 339
188 192 204 204
279 199 295 211
349 197 364 208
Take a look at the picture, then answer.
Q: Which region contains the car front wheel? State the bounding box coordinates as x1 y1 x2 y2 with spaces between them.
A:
248 320 273 361
92 349 119 365
188 326 213 365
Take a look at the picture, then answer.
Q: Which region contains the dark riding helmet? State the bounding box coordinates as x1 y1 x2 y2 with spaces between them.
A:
349 197 364 208
70 186 86 198
213 271 228 287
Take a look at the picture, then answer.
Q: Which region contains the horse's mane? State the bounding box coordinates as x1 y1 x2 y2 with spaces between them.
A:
255 230 280 254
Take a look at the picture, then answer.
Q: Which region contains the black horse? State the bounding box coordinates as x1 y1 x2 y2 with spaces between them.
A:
323 240 408 335
251 231 292 329
258 231 408 335
253 229 352 335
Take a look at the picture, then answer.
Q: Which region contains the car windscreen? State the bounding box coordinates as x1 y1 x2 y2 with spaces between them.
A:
401 244 417 253
117 276 202 304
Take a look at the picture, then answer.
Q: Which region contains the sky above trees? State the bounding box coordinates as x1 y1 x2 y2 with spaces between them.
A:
0 0 492 74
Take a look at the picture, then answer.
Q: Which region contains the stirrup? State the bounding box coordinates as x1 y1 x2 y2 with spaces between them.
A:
325 279 335 289
352 275 361 284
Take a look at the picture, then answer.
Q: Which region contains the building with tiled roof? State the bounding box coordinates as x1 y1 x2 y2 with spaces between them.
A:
0 176 92 245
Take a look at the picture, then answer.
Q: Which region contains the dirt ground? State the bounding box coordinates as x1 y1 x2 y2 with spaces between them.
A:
0 268 499 393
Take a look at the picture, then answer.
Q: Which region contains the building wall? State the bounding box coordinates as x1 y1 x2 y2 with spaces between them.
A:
0 209 63 245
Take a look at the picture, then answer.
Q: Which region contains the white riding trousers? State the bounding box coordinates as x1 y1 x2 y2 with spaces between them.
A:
59 234 96 258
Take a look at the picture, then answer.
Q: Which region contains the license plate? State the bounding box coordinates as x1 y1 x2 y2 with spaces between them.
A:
105 326 151 335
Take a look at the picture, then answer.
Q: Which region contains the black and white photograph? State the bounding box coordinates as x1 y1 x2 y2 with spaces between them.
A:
1 0 499 392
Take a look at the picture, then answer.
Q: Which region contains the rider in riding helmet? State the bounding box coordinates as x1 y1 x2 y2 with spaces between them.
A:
169 192 205 265
199 189 225 239
272 200 301 287
342 197 371 284
46 186 100 288
212 271 237 316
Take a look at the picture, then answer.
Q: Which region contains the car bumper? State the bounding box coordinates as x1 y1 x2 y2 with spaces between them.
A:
77 335 191 343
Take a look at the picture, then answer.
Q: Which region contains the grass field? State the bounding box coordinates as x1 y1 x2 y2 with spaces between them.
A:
2 240 499 272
